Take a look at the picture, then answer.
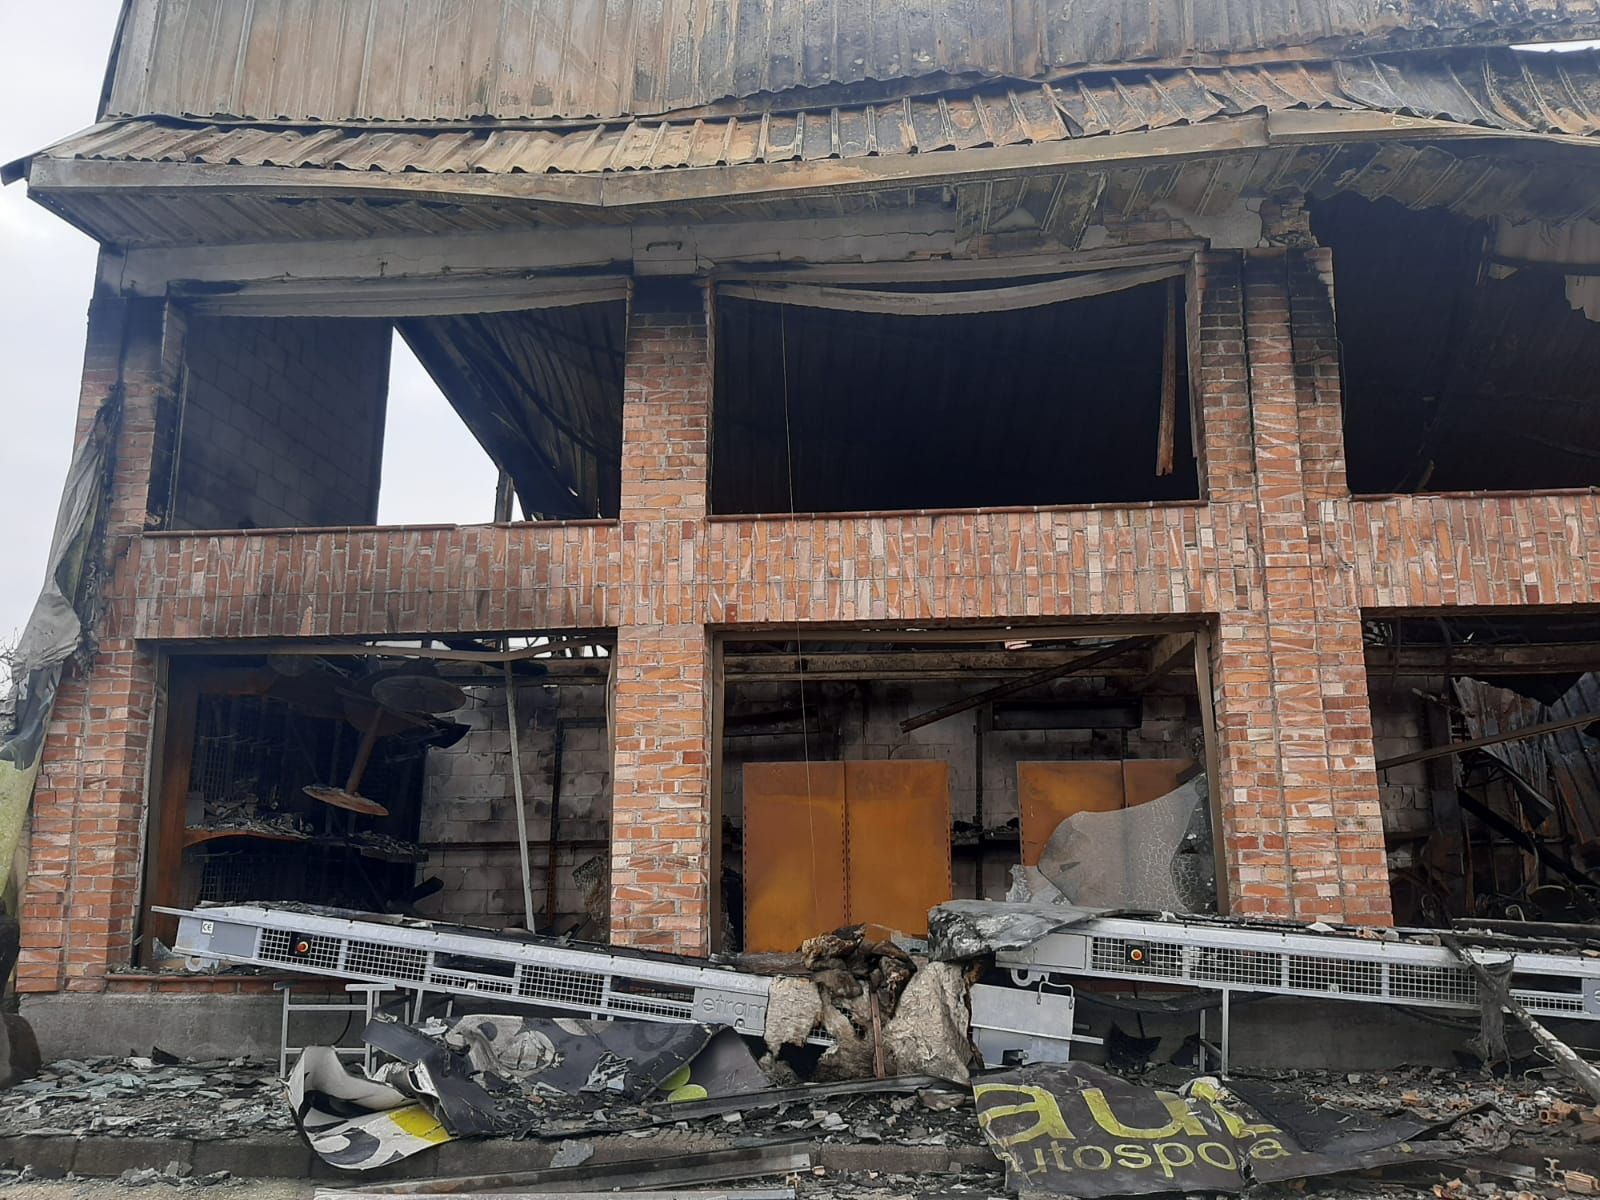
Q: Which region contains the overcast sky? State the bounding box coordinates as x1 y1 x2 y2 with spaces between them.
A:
0 3 496 653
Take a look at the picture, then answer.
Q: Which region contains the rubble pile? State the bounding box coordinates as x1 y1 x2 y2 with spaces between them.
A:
755 925 976 1084
0 1056 291 1141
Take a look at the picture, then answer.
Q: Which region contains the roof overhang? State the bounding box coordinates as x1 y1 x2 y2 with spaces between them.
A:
14 110 1600 252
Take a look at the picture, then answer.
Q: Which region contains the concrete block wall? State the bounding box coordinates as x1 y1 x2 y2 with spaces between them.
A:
1368 678 1434 838
415 681 610 930
172 316 390 531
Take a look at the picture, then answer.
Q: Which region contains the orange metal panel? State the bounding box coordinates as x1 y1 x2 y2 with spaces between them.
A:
1123 759 1193 807
1017 761 1124 868
844 762 952 938
742 762 847 953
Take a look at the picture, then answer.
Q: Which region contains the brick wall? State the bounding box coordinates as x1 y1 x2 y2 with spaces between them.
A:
37 240 1600 986
609 282 716 952
417 680 610 929
1199 251 1390 924
20 290 173 994
172 316 389 531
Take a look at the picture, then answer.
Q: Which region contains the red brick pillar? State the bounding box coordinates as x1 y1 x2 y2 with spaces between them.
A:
1196 250 1391 926
609 282 715 954
20 290 176 992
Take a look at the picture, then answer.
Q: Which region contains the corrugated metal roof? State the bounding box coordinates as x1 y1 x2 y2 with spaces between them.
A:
104 0 1600 125
46 51 1600 179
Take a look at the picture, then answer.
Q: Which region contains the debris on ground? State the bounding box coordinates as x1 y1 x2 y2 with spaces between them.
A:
975 1060 1481 1196
290 1013 776 1168
0 1056 291 1140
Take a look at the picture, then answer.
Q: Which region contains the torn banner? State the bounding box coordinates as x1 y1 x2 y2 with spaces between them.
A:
290 1013 769 1171
974 1062 1461 1197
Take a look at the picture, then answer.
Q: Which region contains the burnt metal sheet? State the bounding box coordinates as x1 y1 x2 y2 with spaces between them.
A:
741 761 950 951
1456 674 1600 848
39 50 1600 186
742 762 848 954
842 761 951 940
1018 761 1125 868
102 0 1600 125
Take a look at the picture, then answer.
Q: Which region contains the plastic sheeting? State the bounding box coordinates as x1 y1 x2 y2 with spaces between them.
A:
1035 774 1216 914
0 392 118 900
290 1012 770 1170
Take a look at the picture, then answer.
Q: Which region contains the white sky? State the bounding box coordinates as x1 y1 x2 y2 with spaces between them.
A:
0 3 497 652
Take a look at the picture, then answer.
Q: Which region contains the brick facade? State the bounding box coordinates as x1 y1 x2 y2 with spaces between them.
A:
609 283 716 953
20 292 173 993
26 243 1600 987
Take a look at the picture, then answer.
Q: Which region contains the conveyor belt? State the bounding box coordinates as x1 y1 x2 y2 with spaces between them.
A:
159 904 774 1036
996 910 1600 1021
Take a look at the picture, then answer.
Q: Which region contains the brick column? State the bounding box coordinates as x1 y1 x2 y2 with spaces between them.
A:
20 289 176 992
608 281 716 953
1197 250 1392 925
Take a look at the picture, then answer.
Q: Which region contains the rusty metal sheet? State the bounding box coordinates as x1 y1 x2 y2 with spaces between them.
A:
103 0 1600 126
742 761 950 950
1018 762 1125 868
1018 759 1194 867
1124 758 1193 807
742 762 847 954
843 762 951 940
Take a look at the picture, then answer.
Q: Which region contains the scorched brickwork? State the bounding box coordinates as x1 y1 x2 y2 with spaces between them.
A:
22 244 1600 989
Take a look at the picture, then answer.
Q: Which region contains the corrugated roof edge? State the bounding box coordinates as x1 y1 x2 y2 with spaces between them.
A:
15 49 1600 185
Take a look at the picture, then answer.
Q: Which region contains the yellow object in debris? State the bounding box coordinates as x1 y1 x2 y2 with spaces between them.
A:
660 1065 709 1103
386 1104 451 1144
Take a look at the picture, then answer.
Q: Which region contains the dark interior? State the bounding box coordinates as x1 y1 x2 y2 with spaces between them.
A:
711 281 1197 514
1315 193 1600 495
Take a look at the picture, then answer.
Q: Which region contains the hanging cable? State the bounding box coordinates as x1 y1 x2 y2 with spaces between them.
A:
780 305 822 934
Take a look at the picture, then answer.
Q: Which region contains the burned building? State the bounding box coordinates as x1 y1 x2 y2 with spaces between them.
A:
4 0 1600 1053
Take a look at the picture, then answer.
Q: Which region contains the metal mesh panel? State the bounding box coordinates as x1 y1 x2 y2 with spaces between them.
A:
431 970 515 996
1190 947 1280 988
1090 937 1183 978
607 994 696 1019
257 929 341 972
197 852 276 903
1389 963 1477 1006
518 965 605 1008
1522 991 1587 1016
189 694 304 810
346 940 428 982
1288 955 1383 997
260 929 292 960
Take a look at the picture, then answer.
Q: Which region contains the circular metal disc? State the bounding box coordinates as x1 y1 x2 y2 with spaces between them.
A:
303 784 390 817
